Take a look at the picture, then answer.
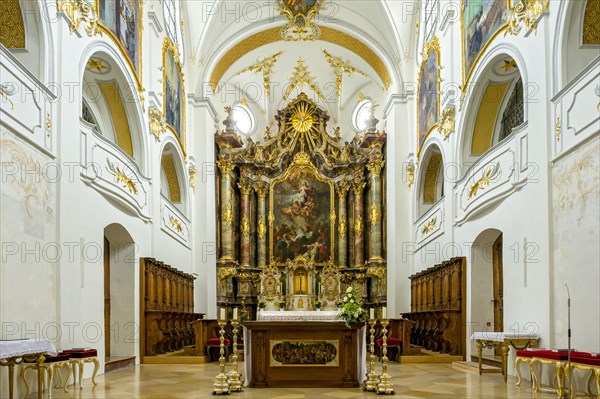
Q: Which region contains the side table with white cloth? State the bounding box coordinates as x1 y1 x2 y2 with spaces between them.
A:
0 339 58 399
471 332 539 383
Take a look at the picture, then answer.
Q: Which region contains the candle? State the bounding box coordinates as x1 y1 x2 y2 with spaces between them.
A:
219 308 226 321
382 306 387 319
233 308 238 320
370 308 375 320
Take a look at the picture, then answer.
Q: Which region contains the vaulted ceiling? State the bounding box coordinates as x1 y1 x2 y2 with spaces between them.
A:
183 0 417 134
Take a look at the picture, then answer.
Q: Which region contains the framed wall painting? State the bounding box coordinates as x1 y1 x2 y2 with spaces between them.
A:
163 38 186 152
417 37 441 158
97 0 143 90
462 0 510 88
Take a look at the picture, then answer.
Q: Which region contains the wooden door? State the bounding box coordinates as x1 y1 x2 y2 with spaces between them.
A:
104 236 111 357
492 234 503 332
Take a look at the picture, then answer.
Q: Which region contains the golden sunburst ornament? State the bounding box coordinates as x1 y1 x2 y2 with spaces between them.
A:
291 107 314 133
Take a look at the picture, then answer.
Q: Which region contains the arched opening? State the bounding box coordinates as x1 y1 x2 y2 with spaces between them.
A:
82 51 144 168
160 142 187 213
0 0 48 80
417 144 444 218
103 223 137 365
470 228 503 358
461 55 525 170
0 0 25 48
560 0 600 86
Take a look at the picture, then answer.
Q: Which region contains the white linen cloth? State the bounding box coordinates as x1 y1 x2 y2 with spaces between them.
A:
0 339 58 359
470 331 539 342
257 310 340 321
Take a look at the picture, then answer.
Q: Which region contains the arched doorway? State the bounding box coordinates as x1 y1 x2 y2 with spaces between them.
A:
103 224 137 366
470 229 503 358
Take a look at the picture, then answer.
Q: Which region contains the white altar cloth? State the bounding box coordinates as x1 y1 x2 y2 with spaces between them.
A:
257 310 340 321
0 339 57 359
471 332 539 342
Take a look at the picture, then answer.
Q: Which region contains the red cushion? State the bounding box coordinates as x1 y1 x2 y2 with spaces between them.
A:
571 355 600 367
532 350 569 361
516 349 538 358
63 349 97 358
376 338 401 346
45 353 71 363
207 338 231 346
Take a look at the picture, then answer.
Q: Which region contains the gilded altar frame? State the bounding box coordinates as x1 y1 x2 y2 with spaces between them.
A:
268 153 336 266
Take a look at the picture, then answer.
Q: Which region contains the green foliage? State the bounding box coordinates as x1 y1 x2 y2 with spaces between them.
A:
338 286 367 327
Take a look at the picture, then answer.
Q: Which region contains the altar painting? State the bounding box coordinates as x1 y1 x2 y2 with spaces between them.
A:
271 166 333 264
418 46 439 150
270 340 339 366
98 0 140 76
463 0 508 82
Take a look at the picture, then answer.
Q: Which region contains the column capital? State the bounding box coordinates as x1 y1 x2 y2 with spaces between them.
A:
238 180 254 196
217 158 235 175
352 181 366 197
335 179 351 197
254 183 269 199
367 159 385 177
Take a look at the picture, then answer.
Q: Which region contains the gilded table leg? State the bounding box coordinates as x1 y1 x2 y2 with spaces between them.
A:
477 341 483 376
91 357 99 385
36 354 45 399
515 358 523 386
501 344 509 383
555 362 564 399
62 363 71 392
8 361 16 399
78 359 84 389
529 361 536 390
594 367 600 399
47 365 54 399
20 365 32 399
533 361 541 393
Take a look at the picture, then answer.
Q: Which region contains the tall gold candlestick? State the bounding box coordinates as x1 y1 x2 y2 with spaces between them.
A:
212 320 230 395
227 319 243 392
363 318 380 392
376 319 395 395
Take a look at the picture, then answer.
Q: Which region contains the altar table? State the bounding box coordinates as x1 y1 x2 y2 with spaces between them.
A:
471 332 539 383
244 321 366 388
257 310 340 321
0 339 58 398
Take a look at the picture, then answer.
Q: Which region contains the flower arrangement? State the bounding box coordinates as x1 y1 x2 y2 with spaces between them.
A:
258 302 266 309
338 286 367 327
278 301 286 309
314 300 322 309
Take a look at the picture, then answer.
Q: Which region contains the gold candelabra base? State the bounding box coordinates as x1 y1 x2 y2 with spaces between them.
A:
363 319 380 392
376 319 395 395
212 321 231 395
227 320 243 392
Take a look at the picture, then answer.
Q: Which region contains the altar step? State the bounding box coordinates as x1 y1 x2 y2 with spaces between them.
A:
398 349 463 364
452 361 502 374
470 354 503 369
105 356 136 373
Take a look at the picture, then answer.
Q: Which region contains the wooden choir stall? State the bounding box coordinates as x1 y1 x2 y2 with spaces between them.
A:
402 257 466 359
139 258 204 361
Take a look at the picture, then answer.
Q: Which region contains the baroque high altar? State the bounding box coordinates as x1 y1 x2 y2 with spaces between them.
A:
215 94 387 317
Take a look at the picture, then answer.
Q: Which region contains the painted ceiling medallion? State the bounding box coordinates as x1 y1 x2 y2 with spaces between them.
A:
279 0 323 41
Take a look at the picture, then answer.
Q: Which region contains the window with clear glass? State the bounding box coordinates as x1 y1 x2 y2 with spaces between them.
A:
353 100 373 132
498 78 524 141
233 104 255 136
163 0 183 61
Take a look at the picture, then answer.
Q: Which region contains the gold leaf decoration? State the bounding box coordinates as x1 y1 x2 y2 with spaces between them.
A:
106 160 138 195
169 215 183 233
468 164 500 199
57 0 99 36
507 0 549 36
